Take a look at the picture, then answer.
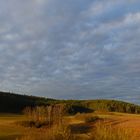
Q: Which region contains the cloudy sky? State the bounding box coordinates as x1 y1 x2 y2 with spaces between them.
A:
0 0 140 103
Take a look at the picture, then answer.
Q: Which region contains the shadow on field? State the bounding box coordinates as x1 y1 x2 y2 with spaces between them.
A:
70 123 92 134
0 134 21 140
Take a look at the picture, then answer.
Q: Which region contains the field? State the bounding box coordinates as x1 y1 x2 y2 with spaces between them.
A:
0 114 27 140
0 112 140 140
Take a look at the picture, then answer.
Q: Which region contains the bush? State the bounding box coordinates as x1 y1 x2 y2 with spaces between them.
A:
22 105 65 128
18 120 49 128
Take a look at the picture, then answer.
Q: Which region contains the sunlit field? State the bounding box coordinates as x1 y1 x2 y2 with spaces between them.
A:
0 110 140 140
0 114 26 140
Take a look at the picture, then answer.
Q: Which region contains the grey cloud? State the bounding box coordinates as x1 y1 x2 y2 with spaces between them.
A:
0 0 140 103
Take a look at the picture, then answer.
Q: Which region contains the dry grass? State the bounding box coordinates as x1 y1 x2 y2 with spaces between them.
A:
0 112 138 140
17 122 136 140
90 122 136 140
0 114 27 140
16 124 76 140
17 105 76 140
75 113 100 123
17 112 136 140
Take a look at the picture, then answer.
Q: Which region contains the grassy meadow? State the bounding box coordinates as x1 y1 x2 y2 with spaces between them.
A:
0 111 139 140
0 114 26 140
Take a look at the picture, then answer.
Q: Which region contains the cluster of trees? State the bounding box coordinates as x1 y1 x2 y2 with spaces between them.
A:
1 91 140 115
84 100 140 114
0 91 55 113
54 100 140 114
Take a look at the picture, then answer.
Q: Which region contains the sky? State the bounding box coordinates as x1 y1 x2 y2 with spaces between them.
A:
0 0 140 104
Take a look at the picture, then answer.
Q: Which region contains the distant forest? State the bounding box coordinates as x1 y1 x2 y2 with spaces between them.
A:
0 91 140 114
0 91 54 113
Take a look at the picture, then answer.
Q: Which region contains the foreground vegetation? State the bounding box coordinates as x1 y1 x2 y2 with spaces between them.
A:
0 110 138 140
15 106 136 140
17 123 134 140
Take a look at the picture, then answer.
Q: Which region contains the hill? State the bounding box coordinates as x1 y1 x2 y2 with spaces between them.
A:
0 91 140 114
0 91 55 113
58 99 140 114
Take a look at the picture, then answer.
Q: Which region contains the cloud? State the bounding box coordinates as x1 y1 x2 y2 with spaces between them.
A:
0 0 140 103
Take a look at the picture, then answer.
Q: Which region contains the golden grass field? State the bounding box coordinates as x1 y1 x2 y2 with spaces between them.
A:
0 114 25 140
0 112 140 140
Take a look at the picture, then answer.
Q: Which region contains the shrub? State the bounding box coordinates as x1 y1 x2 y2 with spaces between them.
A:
18 120 49 128
22 104 65 128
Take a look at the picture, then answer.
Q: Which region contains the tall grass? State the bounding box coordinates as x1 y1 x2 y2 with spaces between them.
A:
16 123 76 140
23 105 64 123
90 122 135 140
17 105 76 140
17 121 135 140
22 105 64 128
18 106 136 140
